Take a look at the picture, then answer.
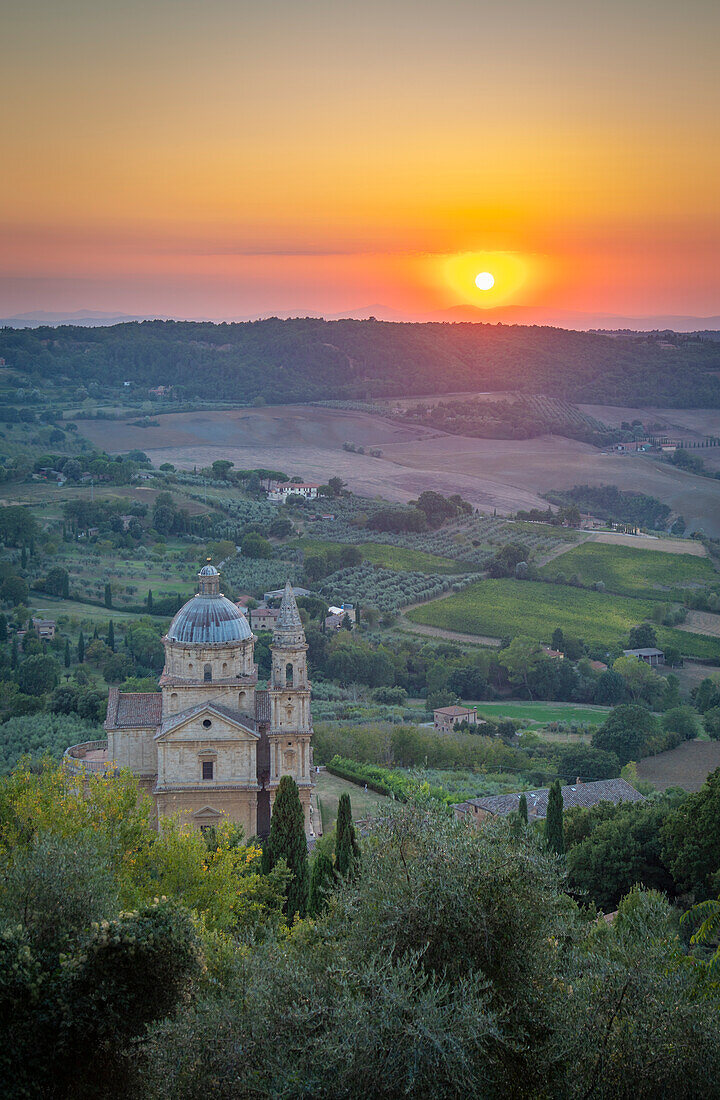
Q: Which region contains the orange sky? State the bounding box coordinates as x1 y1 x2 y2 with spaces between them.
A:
3 0 719 323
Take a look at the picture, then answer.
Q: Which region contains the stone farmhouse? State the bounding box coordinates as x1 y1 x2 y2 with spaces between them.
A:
65 570 314 838
433 704 481 734
454 778 644 825
623 647 665 667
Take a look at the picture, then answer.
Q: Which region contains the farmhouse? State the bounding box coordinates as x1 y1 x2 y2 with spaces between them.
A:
266 481 321 502
32 617 56 640
434 704 480 733
623 647 665 667
454 778 645 824
251 606 281 631
64 571 314 838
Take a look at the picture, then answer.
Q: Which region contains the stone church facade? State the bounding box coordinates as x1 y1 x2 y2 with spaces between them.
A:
69 568 314 837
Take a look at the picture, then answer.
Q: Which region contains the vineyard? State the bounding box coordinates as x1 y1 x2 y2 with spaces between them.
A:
318 564 478 612
408 577 720 658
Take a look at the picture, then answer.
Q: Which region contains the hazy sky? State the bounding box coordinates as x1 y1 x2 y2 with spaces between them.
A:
3 0 719 321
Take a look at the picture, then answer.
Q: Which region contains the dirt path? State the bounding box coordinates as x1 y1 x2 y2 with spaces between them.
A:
586 531 708 556
533 534 590 567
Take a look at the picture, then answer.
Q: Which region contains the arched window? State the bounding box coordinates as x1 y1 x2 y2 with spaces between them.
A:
204 663 212 682
238 690 246 709
285 662 294 687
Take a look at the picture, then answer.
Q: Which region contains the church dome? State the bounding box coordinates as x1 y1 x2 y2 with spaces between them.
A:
167 594 252 644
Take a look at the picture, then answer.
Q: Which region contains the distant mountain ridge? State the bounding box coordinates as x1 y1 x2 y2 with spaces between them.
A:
2 306 719 333
2 316 720 408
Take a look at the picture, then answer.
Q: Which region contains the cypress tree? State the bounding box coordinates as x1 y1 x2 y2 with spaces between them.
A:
335 793 360 877
77 631 85 663
92 626 99 640
545 780 564 855
262 775 308 921
64 637 71 668
518 793 528 825
62 571 69 598
21 545 27 568
0 614 7 642
308 850 335 917
29 537 35 557
147 589 153 613
104 582 112 609
107 620 115 652
11 636 19 669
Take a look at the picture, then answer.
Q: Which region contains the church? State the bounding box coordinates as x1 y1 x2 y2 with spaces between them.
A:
75 567 314 837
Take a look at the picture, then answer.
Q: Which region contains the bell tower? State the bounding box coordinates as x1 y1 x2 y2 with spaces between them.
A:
267 581 313 832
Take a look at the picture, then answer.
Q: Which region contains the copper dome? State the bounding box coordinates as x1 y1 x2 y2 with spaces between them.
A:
166 593 252 645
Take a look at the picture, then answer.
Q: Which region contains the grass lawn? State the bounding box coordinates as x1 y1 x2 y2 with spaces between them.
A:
28 594 170 626
296 538 469 574
408 577 720 659
539 542 718 600
315 769 388 831
473 701 611 726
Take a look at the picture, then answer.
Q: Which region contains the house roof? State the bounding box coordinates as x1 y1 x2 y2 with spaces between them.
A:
457 778 645 819
623 648 664 657
105 689 163 730
435 705 475 716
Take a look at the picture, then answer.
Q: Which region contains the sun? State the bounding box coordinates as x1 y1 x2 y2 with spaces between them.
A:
475 271 495 291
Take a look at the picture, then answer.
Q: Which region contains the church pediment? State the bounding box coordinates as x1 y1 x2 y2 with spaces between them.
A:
156 702 259 743
192 805 225 822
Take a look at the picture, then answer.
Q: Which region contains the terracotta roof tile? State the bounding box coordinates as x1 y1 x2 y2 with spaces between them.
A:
457 778 645 819
111 693 163 729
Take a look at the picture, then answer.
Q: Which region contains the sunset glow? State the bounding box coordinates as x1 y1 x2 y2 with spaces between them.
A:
2 0 719 323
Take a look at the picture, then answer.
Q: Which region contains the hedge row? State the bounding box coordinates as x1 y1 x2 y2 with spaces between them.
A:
326 755 456 805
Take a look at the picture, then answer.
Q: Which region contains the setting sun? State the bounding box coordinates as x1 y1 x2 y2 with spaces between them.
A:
475 272 495 291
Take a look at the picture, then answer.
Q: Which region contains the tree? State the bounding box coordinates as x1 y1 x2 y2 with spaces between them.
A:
107 619 115 652
497 636 547 698
10 636 19 669
628 622 658 649
662 705 701 742
335 793 360 877
261 775 308 921
327 476 346 497
612 655 663 706
0 574 28 606
308 849 335 916
545 780 564 854
147 589 154 612
0 614 7 642
77 630 85 663
703 706 720 740
241 532 272 559
104 582 112 608
16 654 60 696
64 637 71 668
661 768 720 898
661 674 681 711
551 627 565 652
594 668 626 705
43 566 70 597
518 793 528 824
211 459 234 480
593 704 660 766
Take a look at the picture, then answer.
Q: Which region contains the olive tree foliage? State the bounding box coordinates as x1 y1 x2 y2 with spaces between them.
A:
144 806 572 1099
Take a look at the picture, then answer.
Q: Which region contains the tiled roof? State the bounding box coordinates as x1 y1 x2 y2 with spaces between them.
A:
255 689 270 723
106 691 163 729
435 705 475 716
457 778 645 819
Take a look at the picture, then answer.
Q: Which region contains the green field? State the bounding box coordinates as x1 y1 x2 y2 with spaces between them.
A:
473 701 612 726
315 769 388 831
297 538 469 574
540 542 718 600
408 577 720 658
